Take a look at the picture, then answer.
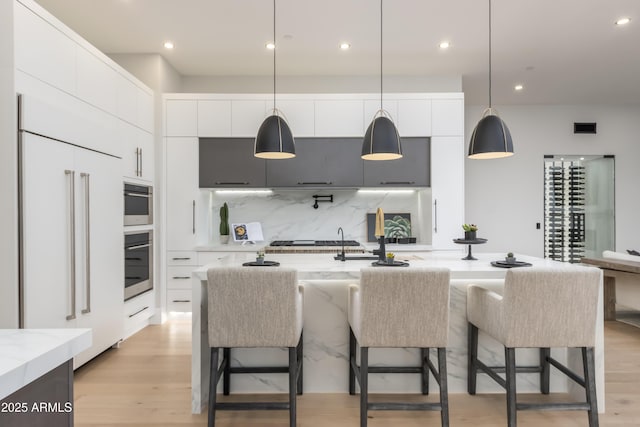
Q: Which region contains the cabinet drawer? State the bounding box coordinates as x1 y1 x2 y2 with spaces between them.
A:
123 291 154 338
167 266 195 290
167 290 192 312
198 252 227 265
167 251 197 265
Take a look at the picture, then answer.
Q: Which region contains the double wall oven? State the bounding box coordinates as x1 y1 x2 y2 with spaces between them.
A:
124 182 154 301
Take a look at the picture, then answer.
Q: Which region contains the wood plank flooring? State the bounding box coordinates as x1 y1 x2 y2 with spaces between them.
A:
73 316 640 426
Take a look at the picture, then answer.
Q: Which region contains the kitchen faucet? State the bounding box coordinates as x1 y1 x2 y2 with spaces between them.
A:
336 227 346 261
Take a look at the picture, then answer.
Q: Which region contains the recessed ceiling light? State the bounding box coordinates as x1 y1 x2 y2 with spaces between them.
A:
340 42 351 50
615 17 631 26
266 42 276 50
439 41 450 49
514 84 524 91
163 41 174 49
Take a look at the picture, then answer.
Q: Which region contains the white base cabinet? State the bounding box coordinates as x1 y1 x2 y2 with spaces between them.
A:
21 133 123 367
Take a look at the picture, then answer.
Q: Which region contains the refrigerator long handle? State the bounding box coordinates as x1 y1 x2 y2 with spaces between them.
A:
81 173 91 315
65 170 77 321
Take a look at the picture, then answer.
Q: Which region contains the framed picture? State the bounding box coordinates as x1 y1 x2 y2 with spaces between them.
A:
366 213 412 242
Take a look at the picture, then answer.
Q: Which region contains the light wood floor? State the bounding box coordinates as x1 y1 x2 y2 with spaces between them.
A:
73 316 640 426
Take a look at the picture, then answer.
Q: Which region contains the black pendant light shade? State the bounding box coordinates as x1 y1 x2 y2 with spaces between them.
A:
361 112 402 160
254 111 296 159
468 109 514 159
469 0 514 160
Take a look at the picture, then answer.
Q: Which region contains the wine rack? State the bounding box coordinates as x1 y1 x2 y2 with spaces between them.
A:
544 161 586 263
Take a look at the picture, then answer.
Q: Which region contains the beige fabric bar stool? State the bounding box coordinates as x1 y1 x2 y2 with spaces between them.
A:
206 267 304 427
348 267 451 427
467 267 601 427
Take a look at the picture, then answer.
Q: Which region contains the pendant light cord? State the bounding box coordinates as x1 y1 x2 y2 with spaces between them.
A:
380 0 383 108
488 0 492 109
273 0 276 112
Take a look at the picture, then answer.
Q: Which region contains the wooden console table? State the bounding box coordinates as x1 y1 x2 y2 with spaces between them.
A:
582 257 640 321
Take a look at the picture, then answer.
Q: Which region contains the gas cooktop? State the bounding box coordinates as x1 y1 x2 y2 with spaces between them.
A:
270 240 361 247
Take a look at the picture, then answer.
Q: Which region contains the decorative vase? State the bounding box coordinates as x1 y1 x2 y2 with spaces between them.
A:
464 231 476 241
256 257 264 264
386 257 395 264
220 235 230 244
505 256 516 264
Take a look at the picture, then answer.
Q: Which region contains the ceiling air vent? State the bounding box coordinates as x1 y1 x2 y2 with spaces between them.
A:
574 122 597 134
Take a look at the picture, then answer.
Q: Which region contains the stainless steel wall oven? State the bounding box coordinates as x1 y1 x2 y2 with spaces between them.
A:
124 231 153 300
124 183 153 225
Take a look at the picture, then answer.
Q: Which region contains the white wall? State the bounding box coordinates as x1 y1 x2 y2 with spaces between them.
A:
181 75 461 94
465 104 640 257
0 1 18 328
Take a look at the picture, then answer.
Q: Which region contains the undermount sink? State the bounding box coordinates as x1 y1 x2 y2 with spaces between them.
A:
334 255 379 261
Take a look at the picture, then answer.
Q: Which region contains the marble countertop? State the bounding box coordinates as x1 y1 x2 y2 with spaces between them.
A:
0 329 91 400
193 251 562 281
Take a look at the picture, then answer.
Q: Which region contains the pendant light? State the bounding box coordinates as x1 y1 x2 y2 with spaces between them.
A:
361 0 402 161
254 0 296 159
468 0 514 159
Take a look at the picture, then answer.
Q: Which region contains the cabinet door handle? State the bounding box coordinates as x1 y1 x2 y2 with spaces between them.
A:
128 306 149 318
172 299 191 303
433 198 438 233
297 182 332 185
135 147 140 176
172 276 191 280
126 243 151 251
81 173 91 315
172 257 192 261
379 181 415 185
65 170 77 321
214 182 249 185
139 147 143 177
192 200 196 234
124 192 151 198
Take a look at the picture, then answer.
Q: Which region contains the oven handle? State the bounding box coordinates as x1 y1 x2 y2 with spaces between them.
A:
124 192 151 198
126 243 151 251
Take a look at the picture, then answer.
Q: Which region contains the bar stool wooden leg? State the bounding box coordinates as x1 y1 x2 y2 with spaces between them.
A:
438 348 450 427
468 323 479 395
360 347 369 427
583 347 599 427
349 327 356 395
505 347 517 427
223 348 230 396
208 347 219 427
540 347 551 394
421 348 430 395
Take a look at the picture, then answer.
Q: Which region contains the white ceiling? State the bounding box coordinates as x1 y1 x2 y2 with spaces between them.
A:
34 0 640 105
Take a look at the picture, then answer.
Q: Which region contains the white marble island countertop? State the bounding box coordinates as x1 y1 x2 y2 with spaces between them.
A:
0 329 91 400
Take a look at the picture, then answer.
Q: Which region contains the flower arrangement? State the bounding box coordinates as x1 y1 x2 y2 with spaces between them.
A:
462 224 478 240
256 250 265 263
505 252 516 263
386 252 395 264
462 224 478 232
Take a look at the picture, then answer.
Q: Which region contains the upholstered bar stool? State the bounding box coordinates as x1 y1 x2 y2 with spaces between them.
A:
206 267 304 427
467 267 601 427
348 267 451 427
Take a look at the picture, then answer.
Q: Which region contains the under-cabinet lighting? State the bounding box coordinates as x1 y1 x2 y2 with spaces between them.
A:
357 189 416 194
214 190 273 194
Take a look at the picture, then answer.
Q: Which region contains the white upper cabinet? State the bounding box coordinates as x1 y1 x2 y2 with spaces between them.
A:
197 100 231 137
116 75 138 124
166 100 198 136
315 100 364 137
231 100 268 137
275 100 315 137
76 47 118 114
137 88 154 133
397 99 432 137
432 99 464 136
14 2 76 95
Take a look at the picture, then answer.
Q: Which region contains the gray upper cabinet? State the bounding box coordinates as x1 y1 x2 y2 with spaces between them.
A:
199 138 266 187
266 138 363 187
363 137 430 187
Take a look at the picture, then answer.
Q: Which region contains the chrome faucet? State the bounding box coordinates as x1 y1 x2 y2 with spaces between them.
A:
336 227 346 261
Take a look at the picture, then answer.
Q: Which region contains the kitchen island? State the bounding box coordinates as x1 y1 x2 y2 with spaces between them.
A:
190 251 604 414
0 329 91 426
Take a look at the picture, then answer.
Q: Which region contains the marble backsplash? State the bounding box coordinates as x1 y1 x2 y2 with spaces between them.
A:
205 189 432 245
